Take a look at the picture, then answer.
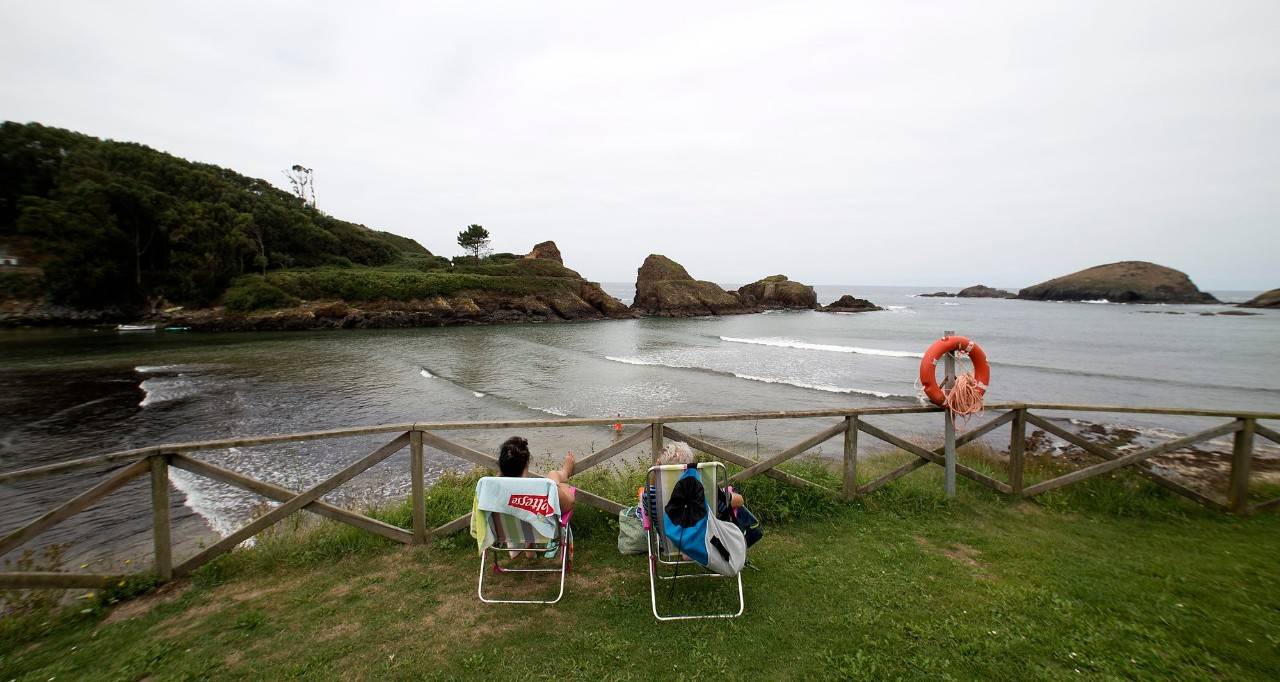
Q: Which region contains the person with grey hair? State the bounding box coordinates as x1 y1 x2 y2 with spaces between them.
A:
656 441 743 509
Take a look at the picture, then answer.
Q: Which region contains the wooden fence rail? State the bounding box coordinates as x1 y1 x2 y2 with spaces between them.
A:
1 403 1277 590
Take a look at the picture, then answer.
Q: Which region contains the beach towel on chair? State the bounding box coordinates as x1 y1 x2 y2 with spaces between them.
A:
662 467 746 577
470 477 564 557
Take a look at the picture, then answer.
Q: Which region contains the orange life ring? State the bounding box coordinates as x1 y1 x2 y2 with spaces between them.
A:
918 336 989 407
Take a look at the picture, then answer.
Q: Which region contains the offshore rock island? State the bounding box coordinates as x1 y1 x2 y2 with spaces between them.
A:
1017 261 1218 304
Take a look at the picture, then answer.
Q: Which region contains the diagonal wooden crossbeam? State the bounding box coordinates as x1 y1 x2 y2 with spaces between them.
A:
857 418 1014 494
1254 423 1280 446
169 454 413 545
857 411 1017 495
1022 420 1242 498
662 426 837 495
1023 413 1226 510
730 421 848 483
0 458 151 559
173 432 411 577
573 427 652 473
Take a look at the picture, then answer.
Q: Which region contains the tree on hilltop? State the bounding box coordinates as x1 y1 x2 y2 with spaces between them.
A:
457 224 491 259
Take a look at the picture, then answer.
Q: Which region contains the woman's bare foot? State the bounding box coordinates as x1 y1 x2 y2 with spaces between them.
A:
561 451 575 479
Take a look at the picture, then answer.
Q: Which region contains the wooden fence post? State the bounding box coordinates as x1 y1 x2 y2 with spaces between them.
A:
1009 408 1026 498
843 416 858 501
1228 418 1256 515
943 330 956 498
651 422 664 462
410 429 426 544
150 454 172 581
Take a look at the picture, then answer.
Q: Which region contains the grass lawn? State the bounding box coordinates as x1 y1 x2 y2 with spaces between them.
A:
1 456 1278 680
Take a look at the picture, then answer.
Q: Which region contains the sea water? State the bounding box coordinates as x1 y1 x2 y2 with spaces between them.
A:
1 285 1277 561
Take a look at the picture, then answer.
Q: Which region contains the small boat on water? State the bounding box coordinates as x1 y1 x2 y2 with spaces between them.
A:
116 324 157 332
163 326 191 332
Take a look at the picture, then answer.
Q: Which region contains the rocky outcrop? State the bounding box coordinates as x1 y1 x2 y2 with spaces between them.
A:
919 291 953 297
168 285 635 332
736 275 817 309
524 240 563 265
817 295 883 313
631 255 754 316
1018 261 1218 304
1239 289 1280 309
957 284 1016 299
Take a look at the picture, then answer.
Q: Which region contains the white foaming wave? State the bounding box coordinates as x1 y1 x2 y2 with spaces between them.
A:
473 391 486 398
1081 299 1113 304
419 368 433 378
885 305 910 311
605 356 909 399
605 356 663 366
138 376 200 407
731 373 899 398
939 302 960 306
168 463 241 538
135 364 183 374
532 406 568 416
719 336 923 358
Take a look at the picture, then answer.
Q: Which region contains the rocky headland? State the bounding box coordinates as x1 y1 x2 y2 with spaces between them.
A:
1017 261 1218 304
1239 289 1280 309
631 254 756 316
818 295 883 313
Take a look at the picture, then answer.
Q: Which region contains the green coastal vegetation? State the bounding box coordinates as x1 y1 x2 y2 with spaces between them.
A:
3 451 1277 680
0 122 581 313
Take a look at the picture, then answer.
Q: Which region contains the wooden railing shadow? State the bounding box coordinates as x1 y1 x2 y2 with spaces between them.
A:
1 404 1277 590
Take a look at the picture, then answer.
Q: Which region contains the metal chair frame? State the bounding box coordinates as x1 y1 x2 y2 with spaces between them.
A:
645 462 745 621
477 510 571 605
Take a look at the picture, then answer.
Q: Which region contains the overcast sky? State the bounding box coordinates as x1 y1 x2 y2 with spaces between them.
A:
2 2 1277 289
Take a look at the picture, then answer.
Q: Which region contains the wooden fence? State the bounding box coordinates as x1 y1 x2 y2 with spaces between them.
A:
1 403 1277 590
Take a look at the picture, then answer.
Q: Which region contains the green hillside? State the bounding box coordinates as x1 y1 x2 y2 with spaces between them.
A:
0 122 430 309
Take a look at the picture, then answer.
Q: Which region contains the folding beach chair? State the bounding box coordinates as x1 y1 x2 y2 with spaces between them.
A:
644 462 745 620
471 476 573 604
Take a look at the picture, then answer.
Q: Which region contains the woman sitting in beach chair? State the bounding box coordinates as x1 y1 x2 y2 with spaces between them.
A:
469 436 576 604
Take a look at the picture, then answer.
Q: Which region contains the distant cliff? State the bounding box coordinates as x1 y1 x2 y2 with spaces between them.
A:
1018 262 1218 304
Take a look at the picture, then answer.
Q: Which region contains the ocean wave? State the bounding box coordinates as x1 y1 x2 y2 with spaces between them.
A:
135 364 183 374
473 391 486 398
531 406 569 416
938 302 960 306
719 336 924 358
1081 299 1113 304
731 373 899 398
419 368 433 379
605 356 911 399
138 376 200 407
885 305 910 311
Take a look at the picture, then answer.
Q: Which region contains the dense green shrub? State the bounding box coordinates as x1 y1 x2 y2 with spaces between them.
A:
0 122 429 308
0 270 44 299
222 275 300 311
264 267 578 302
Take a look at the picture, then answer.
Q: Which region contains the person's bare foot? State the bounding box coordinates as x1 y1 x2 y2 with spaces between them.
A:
562 451 576 479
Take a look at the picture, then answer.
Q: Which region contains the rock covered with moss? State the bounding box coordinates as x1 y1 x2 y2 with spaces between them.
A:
1239 288 1280 309
631 254 753 316
736 275 818 309
1018 261 1218 304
